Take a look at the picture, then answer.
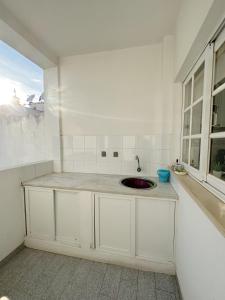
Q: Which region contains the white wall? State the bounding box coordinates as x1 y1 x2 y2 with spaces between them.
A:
175 0 214 74
59 37 177 175
44 67 62 172
0 161 53 262
172 175 225 300
175 0 225 80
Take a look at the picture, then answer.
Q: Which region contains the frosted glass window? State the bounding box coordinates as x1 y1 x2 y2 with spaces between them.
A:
212 89 225 133
182 139 189 164
184 79 192 109
214 41 225 89
209 138 225 181
192 101 203 135
183 109 190 136
193 63 204 101
190 139 201 170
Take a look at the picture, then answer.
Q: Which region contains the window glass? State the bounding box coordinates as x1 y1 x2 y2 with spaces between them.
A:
212 89 225 133
184 79 192 109
193 63 204 102
214 41 225 89
190 139 201 169
192 101 203 135
183 109 190 136
209 138 225 181
182 139 189 164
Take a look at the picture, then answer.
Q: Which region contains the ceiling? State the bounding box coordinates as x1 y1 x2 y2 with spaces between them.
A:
0 0 180 58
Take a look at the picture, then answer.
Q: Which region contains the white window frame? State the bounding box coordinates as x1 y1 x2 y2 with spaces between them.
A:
207 28 225 196
181 52 209 181
181 26 225 202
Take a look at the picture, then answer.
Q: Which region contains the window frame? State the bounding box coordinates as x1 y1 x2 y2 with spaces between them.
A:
206 28 225 195
181 27 225 202
181 53 207 181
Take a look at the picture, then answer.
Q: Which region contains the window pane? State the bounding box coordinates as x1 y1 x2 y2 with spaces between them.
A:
182 139 189 164
183 109 190 136
209 138 225 181
212 89 225 133
214 41 225 89
190 139 201 169
193 63 204 101
184 79 192 108
192 101 202 134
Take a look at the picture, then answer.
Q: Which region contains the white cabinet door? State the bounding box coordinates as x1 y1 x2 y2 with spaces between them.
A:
55 190 94 248
95 193 135 256
136 198 175 262
25 187 54 240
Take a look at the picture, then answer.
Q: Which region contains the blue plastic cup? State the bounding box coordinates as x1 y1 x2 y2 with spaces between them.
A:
157 169 170 182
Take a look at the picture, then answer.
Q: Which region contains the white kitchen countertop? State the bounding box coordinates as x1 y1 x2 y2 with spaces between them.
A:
23 172 178 200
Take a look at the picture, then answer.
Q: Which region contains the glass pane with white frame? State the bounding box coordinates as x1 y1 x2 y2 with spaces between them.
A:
183 109 191 136
193 63 204 102
191 101 203 134
184 79 192 109
214 40 225 89
212 89 225 133
190 139 201 170
182 139 189 164
209 138 225 181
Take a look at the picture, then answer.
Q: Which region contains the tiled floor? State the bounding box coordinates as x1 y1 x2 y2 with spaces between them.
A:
0 248 180 300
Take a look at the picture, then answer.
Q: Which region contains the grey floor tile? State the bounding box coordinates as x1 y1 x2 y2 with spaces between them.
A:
60 259 94 299
93 295 112 300
156 289 176 300
155 273 176 294
0 288 40 300
137 289 156 300
137 271 156 300
43 258 80 299
90 260 108 274
99 264 122 298
86 269 106 299
121 267 138 283
0 248 181 300
117 278 137 300
138 271 156 290
0 249 43 291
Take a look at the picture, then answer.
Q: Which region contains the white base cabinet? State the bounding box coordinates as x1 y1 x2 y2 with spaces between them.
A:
136 197 175 262
25 188 55 240
95 193 135 256
24 187 176 274
55 190 81 247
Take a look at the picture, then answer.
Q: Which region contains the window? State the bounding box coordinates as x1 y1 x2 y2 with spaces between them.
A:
0 41 45 169
182 59 205 179
181 27 225 200
0 40 44 111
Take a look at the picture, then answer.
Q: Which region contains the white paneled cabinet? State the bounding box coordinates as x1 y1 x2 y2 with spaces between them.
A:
136 198 175 262
55 190 81 246
24 187 176 273
25 188 54 240
95 193 135 256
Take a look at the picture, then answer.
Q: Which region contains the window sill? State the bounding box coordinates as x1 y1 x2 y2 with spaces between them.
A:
171 170 225 238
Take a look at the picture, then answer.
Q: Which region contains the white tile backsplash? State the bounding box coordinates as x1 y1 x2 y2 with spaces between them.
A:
73 136 85 149
61 135 172 176
123 136 136 148
85 136 97 148
62 135 73 148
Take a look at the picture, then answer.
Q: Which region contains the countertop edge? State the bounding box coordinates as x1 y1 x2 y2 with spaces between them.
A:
22 183 178 201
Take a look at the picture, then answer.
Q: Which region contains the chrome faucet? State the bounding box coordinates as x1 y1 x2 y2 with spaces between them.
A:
135 155 142 172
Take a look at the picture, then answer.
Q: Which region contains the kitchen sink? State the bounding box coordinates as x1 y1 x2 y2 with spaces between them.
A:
121 177 156 189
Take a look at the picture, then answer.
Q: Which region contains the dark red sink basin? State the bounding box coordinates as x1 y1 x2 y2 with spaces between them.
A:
121 177 156 189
